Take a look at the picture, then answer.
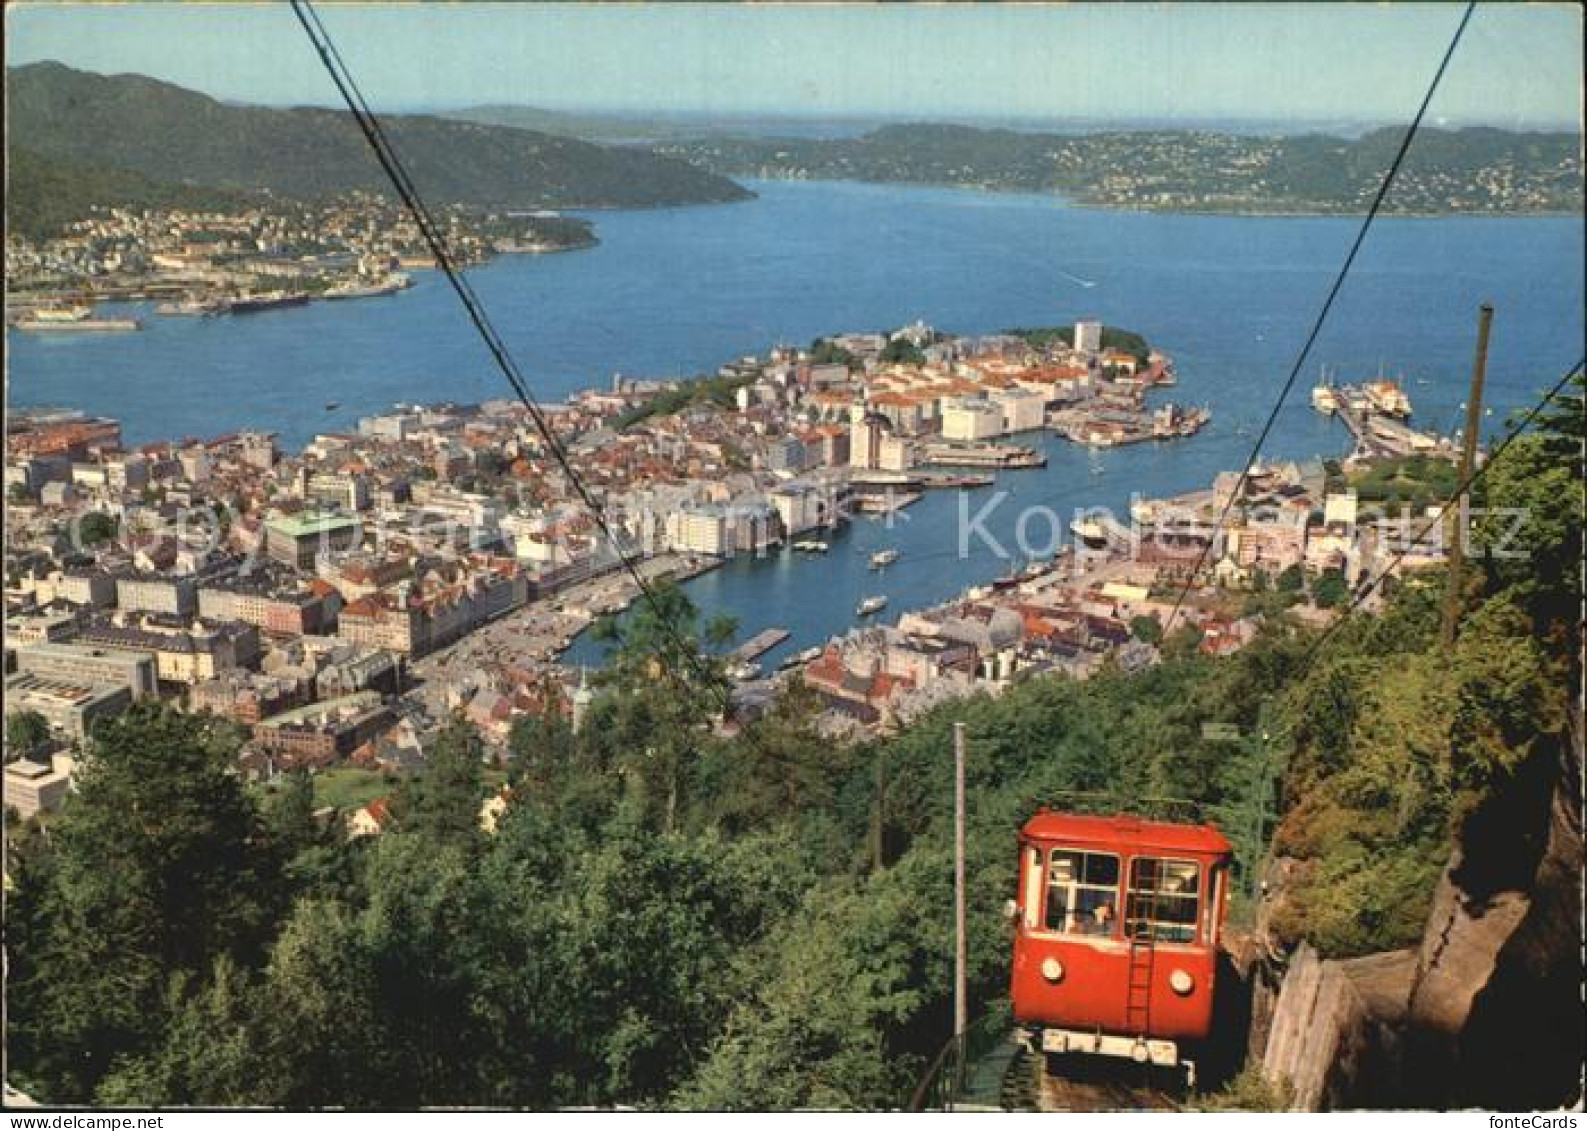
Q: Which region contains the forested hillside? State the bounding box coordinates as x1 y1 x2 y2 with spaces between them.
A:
7 148 264 240
6 377 1579 1108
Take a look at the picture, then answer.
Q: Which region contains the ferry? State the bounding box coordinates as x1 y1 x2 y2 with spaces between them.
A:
324 273 413 300
1312 368 1340 415
869 549 900 569
1363 378 1412 419
229 291 310 315
13 305 141 332
856 595 888 617
155 297 225 317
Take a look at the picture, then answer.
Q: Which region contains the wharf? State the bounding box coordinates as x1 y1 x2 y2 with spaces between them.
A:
1334 388 1454 462
733 628 791 662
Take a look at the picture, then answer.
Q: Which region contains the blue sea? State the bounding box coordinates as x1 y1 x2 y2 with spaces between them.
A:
8 180 1582 666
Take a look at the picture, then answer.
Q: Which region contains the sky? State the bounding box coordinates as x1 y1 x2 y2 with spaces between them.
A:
5 2 1582 127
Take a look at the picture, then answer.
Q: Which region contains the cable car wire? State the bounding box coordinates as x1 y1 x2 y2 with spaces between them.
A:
288 0 731 711
1158 0 1478 638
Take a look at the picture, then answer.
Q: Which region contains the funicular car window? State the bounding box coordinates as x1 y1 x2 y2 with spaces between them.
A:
1045 849 1120 936
1126 857 1200 943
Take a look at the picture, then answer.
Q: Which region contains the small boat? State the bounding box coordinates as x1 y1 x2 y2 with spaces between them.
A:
778 646 824 672
869 549 900 569
156 297 223 317
793 539 830 553
1070 518 1109 550
325 401 340 411
856 595 888 617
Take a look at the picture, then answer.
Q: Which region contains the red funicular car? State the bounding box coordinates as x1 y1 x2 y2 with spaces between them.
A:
1010 810 1233 1086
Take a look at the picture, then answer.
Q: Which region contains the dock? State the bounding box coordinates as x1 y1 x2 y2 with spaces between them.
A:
733 627 791 662
1333 385 1456 462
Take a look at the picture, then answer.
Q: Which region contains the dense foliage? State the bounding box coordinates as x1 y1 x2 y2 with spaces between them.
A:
610 373 758 431
7 379 1576 1108
1007 324 1152 364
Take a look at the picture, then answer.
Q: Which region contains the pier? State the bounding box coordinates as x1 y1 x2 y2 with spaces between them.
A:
733 627 791 662
1332 386 1456 462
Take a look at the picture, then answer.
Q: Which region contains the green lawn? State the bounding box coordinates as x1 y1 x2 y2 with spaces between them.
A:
312 767 396 811
1349 455 1458 513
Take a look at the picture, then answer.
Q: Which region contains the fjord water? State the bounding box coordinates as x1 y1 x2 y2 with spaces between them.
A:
9 180 1582 665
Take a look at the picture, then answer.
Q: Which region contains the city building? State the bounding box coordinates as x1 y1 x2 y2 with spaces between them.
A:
3 754 75 818
265 512 363 569
13 641 159 699
4 674 132 739
115 574 199 617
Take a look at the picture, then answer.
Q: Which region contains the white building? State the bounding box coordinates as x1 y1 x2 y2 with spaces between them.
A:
667 505 733 557
1074 319 1103 355
941 398 1005 442
992 389 1048 434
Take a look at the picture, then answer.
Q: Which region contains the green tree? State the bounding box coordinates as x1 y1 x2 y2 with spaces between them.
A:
1129 614 1163 644
1311 569 1349 609
6 709 51 753
393 714 485 851
7 704 277 1101
78 511 118 545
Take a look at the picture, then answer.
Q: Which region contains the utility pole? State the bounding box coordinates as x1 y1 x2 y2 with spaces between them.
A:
871 746 886 873
953 721 968 1067
1442 303 1494 650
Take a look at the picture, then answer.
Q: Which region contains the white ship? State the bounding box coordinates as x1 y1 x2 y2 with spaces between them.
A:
856 595 888 616
1363 378 1412 418
13 304 141 332
1311 368 1340 415
793 539 830 553
869 549 900 569
324 273 413 300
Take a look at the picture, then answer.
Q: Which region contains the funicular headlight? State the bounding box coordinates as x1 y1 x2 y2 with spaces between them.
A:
1040 957 1065 983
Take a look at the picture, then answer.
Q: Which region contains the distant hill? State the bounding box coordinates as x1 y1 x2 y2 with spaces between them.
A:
663 121 1584 215
5 62 752 224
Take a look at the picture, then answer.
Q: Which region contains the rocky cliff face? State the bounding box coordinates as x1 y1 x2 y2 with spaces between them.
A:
1255 713 1582 1110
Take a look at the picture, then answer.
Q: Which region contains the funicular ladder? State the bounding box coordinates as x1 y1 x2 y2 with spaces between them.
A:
1124 872 1159 1035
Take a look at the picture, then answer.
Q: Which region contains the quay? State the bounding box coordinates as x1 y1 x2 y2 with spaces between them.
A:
1330 384 1456 462
733 628 791 662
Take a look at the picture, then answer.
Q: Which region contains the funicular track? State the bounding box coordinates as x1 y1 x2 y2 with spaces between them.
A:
913 1019 1182 1112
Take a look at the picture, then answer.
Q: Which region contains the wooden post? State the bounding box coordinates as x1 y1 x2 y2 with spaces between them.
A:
953 721 968 1065
1442 303 1493 650
871 745 885 873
